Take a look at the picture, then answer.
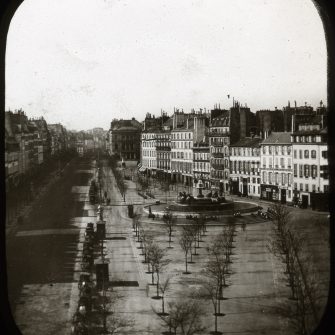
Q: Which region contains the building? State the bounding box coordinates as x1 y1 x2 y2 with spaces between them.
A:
208 109 231 193
229 137 262 197
5 110 36 178
109 118 141 160
48 123 67 156
171 113 207 187
260 132 293 203
5 121 20 189
141 129 160 176
29 117 51 163
193 140 210 189
291 123 328 210
156 131 171 181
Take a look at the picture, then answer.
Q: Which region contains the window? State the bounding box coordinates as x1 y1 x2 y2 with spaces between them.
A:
275 146 279 154
269 146 272 154
262 146 266 154
281 173 285 185
312 184 316 192
280 158 284 168
263 157 266 168
287 158 291 168
269 158 272 168
304 150 309 159
322 151 328 159
262 171 267 183
287 146 291 155
312 165 317 178
275 173 279 184
299 164 303 178
300 183 303 191
305 184 309 192
299 150 302 159
304 165 310 178
294 182 297 190
294 150 297 159
311 150 316 159
269 172 272 184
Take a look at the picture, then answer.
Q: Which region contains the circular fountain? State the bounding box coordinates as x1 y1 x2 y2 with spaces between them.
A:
145 179 259 217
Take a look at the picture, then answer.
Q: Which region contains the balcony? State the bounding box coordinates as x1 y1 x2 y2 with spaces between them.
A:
156 146 171 151
206 130 230 137
211 164 225 170
211 152 224 158
211 142 224 147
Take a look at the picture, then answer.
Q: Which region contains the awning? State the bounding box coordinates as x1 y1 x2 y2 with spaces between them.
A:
139 166 146 172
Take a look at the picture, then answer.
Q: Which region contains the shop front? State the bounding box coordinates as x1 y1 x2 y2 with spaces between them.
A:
260 184 279 201
230 177 239 195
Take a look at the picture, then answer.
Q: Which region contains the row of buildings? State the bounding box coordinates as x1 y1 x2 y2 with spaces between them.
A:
108 101 328 209
4 109 107 191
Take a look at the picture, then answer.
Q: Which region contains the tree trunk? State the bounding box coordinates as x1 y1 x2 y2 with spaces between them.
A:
162 296 165 314
156 272 160 297
214 302 218 332
185 253 188 273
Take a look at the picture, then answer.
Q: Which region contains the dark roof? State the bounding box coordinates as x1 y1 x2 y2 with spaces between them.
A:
172 118 194 131
261 132 291 144
210 115 229 127
231 137 262 147
111 119 141 130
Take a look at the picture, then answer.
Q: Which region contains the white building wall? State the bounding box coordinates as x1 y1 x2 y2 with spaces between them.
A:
260 144 293 202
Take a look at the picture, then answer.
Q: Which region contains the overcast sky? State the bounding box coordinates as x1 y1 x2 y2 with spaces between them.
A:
5 0 327 131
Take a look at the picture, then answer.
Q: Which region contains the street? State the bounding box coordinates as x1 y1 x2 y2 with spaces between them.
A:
6 158 330 335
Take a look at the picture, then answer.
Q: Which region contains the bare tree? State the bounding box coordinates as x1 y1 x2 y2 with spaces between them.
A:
268 203 320 334
150 244 171 299
141 230 153 266
163 209 177 248
204 234 230 315
156 298 206 335
132 213 141 238
158 276 172 316
197 279 223 335
179 227 194 274
147 243 170 293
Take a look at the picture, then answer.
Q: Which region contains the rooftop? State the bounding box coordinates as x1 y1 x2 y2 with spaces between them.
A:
261 132 291 145
231 137 262 147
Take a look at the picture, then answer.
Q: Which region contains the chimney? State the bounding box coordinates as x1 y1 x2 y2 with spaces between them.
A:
291 114 295 132
294 100 297 108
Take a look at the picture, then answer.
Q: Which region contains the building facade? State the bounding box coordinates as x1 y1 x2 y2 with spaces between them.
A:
291 125 328 209
229 137 261 197
170 115 207 187
109 118 141 160
260 132 293 203
209 110 230 193
193 141 210 189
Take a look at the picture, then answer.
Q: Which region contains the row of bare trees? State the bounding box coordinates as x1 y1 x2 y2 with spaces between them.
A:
268 203 320 335
108 156 127 200
179 215 208 274
133 210 212 334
